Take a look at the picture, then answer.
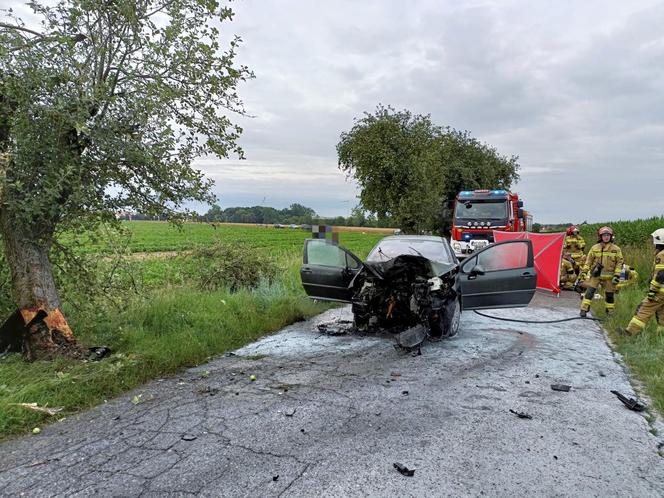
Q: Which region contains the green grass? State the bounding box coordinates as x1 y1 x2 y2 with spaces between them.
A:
71 221 386 255
0 223 381 440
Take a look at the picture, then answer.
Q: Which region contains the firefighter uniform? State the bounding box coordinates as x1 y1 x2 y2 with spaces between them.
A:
564 234 586 272
579 238 623 315
626 248 664 335
559 257 576 290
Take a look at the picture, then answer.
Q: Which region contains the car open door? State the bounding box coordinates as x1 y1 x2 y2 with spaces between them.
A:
458 240 537 310
300 239 363 302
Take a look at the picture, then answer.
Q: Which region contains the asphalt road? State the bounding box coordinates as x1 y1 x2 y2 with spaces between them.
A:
1 292 663 497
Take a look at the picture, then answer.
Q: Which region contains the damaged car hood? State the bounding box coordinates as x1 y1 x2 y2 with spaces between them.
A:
357 254 456 283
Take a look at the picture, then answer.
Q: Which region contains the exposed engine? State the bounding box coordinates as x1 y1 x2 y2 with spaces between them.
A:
350 254 458 339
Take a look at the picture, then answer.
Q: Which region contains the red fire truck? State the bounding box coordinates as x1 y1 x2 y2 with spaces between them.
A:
450 190 532 259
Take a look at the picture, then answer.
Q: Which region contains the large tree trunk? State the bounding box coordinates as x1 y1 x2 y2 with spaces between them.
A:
0 209 81 360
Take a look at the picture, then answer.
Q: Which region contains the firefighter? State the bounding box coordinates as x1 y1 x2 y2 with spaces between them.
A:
579 226 623 317
559 254 577 290
564 225 586 272
623 229 664 335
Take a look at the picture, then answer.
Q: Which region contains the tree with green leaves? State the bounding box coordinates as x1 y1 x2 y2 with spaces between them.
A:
337 105 520 234
0 0 251 358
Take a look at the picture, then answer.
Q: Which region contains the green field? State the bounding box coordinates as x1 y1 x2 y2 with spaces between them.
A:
0 222 383 440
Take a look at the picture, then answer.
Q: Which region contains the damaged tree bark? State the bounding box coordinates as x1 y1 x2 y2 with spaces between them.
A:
0 200 80 360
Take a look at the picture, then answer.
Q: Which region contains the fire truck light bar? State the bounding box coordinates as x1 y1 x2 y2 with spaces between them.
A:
458 189 507 197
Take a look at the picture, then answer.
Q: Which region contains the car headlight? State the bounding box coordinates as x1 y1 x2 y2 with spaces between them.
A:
452 242 462 251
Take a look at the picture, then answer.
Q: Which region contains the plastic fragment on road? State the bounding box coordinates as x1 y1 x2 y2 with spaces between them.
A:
12 403 64 416
394 324 427 351
611 390 646 412
393 462 415 477
181 434 197 441
509 409 533 419
551 384 571 392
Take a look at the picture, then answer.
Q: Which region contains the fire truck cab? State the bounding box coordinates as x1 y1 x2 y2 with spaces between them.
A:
450 190 531 259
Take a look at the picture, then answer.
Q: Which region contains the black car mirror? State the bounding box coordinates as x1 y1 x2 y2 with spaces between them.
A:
469 264 485 276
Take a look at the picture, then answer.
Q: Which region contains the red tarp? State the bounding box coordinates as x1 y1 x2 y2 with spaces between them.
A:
493 231 566 294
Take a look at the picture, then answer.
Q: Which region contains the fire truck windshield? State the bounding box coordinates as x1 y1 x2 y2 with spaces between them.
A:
454 200 507 220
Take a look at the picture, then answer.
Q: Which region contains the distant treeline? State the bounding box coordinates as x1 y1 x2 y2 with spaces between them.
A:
118 203 396 228
202 203 395 227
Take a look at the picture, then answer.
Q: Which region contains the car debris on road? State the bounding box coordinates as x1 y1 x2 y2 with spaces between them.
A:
611 390 646 412
393 462 416 477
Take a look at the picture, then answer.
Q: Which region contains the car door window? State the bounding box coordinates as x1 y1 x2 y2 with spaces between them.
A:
476 241 529 271
345 252 361 269
306 240 346 267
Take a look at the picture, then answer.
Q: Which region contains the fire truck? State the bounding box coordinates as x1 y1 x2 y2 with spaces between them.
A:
450 189 532 259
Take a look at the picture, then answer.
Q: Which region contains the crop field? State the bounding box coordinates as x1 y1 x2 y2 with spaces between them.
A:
76 221 390 255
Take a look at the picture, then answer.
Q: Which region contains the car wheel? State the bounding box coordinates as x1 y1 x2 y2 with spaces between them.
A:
447 298 461 337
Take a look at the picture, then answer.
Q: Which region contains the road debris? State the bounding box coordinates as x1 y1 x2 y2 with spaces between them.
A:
11 403 64 416
316 321 353 336
249 374 257 381
31 427 41 435
509 409 533 419
181 434 197 441
551 384 571 392
393 462 415 477
88 346 111 361
272 475 279 482
198 386 220 396
284 408 297 417
395 325 426 351
611 390 646 412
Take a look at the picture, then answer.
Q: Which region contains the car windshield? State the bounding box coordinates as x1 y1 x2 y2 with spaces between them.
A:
454 201 507 220
367 239 452 264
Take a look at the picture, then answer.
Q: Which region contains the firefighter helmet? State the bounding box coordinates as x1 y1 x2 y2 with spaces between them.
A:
566 225 579 236
597 226 614 241
651 228 664 246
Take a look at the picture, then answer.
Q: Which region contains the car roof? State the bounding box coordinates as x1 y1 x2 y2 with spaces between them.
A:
379 235 447 244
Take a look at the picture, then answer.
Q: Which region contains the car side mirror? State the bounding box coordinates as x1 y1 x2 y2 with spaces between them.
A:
469 264 485 276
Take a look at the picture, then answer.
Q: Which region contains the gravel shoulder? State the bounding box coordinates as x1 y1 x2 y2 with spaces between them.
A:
1 296 662 497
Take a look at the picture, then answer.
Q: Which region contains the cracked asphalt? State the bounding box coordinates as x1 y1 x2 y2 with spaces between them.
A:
1 292 663 497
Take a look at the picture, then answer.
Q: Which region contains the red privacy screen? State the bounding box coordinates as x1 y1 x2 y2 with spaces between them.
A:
492 231 565 294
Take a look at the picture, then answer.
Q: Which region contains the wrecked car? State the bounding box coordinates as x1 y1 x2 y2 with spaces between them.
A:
300 235 537 344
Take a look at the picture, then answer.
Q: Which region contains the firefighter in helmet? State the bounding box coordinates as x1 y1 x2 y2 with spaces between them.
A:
579 226 623 317
623 229 664 335
564 225 586 273
559 254 577 290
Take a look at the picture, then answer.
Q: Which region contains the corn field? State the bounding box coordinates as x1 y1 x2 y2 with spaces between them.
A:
579 216 664 247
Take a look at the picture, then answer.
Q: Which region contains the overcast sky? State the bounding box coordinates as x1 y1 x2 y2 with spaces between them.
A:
5 1 664 223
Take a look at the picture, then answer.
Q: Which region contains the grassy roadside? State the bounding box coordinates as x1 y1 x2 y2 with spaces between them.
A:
0 265 330 441
588 243 664 416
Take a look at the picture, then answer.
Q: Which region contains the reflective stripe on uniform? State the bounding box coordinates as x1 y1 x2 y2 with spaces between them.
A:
628 317 646 330
582 298 592 307
650 279 663 288
655 264 664 270
605 303 615 309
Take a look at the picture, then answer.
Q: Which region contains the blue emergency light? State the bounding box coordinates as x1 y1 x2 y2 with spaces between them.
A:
491 190 507 195
459 191 473 197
